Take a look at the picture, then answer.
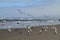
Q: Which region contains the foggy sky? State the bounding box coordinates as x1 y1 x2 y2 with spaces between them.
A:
0 0 60 18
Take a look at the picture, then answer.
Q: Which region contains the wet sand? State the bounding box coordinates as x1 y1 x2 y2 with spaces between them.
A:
0 24 60 40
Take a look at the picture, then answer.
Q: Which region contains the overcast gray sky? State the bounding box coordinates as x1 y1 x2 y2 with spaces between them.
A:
0 0 60 18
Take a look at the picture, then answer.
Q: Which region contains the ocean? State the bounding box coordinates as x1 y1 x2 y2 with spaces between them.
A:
0 20 60 29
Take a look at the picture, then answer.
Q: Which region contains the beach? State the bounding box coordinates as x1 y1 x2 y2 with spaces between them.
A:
0 24 60 40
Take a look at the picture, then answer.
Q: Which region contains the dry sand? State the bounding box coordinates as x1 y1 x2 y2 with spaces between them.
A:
0 24 60 40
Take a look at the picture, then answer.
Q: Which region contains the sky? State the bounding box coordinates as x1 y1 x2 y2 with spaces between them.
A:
0 0 54 7
0 0 60 19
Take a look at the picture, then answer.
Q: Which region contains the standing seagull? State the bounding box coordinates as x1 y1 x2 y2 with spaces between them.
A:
43 26 48 32
8 26 12 32
8 28 11 32
27 30 30 36
28 25 32 32
52 26 58 34
39 30 42 34
26 25 32 36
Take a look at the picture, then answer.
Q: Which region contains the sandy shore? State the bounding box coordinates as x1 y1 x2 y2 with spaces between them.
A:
0 24 60 40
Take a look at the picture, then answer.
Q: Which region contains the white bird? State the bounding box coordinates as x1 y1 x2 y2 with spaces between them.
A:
27 30 30 35
39 30 42 34
39 30 42 32
46 26 49 29
8 26 12 32
8 29 11 32
52 26 58 34
30 29 32 32
43 26 48 32
45 28 47 32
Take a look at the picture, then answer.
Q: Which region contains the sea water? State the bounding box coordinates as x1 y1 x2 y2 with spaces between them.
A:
0 20 60 29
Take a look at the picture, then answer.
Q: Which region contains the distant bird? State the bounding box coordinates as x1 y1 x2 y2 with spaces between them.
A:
30 29 32 32
43 26 48 32
8 29 11 32
39 30 42 34
27 31 30 36
46 26 49 29
26 25 32 32
45 28 47 32
51 26 58 34
8 26 12 32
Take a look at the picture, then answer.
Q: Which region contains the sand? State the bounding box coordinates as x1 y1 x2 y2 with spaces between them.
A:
0 24 60 40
